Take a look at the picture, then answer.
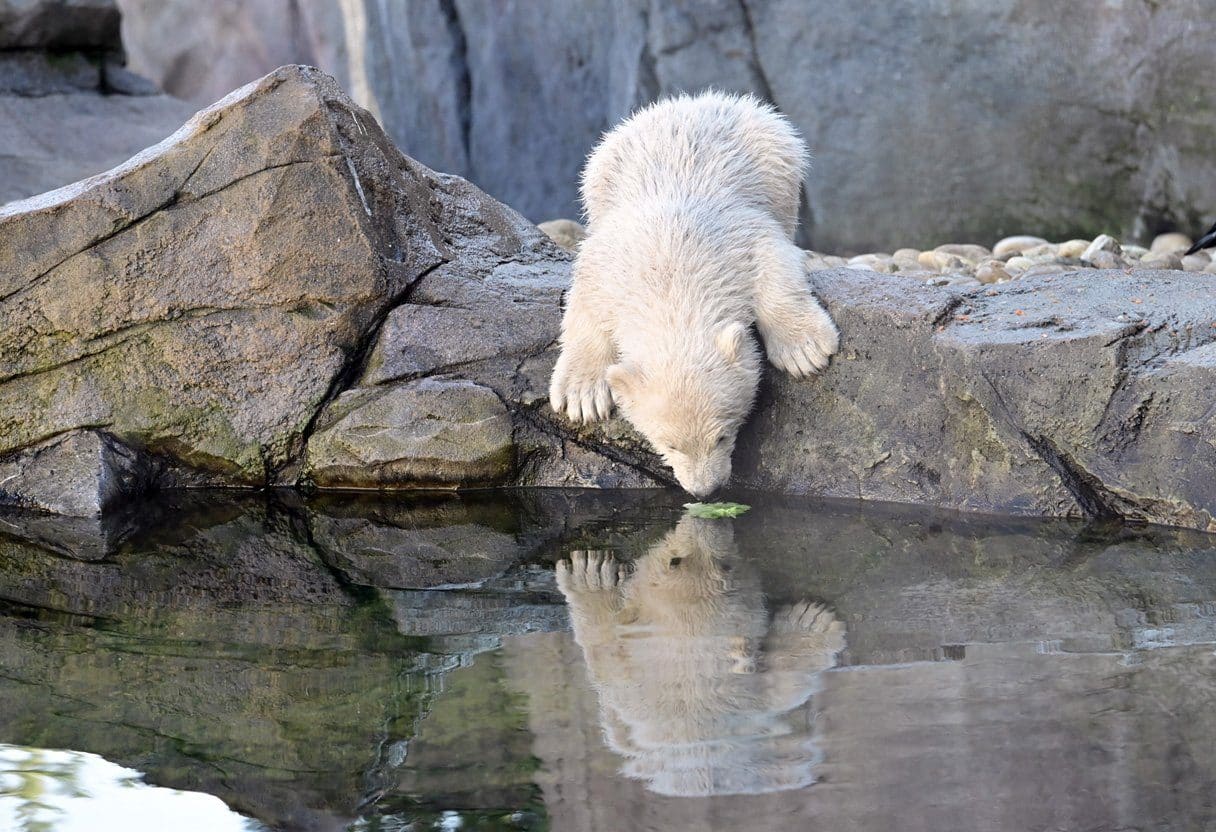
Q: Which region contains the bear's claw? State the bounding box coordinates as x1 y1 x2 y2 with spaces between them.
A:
767 319 839 379
557 550 630 592
550 377 614 424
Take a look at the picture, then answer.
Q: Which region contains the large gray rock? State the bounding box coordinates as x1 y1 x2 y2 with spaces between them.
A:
0 66 447 490
733 269 1216 530
115 0 1216 250
0 64 646 510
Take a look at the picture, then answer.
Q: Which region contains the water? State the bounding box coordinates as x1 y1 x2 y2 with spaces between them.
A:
1 489 1216 831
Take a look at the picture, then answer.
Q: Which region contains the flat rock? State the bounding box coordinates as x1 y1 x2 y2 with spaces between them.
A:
0 90 194 204
0 430 152 516
734 269 1216 530
303 378 514 488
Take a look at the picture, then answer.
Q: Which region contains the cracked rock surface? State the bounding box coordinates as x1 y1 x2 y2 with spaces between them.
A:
3 65 1216 531
736 269 1216 531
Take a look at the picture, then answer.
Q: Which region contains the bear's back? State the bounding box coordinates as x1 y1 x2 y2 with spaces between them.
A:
581 91 808 237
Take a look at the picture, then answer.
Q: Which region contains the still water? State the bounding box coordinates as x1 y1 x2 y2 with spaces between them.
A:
1 489 1215 831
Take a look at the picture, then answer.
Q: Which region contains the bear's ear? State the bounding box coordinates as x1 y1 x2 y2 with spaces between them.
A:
715 321 748 363
606 363 641 400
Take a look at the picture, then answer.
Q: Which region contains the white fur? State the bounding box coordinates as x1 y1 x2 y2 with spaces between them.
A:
555 516 846 797
549 91 839 496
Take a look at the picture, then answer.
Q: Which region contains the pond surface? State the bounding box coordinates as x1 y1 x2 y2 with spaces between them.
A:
1 489 1215 831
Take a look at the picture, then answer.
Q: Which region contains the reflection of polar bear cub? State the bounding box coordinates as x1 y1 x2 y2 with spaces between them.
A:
556 517 846 797
549 92 839 496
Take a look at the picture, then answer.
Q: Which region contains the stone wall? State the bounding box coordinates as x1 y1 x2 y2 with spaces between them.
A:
115 0 1216 252
0 0 195 205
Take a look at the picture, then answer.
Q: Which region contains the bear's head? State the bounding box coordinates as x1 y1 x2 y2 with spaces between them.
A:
607 321 760 497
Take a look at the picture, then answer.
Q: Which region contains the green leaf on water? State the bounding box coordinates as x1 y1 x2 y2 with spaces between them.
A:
683 501 751 519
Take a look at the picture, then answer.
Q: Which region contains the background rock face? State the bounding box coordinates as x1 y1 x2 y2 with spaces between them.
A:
114 0 1216 251
0 0 119 49
0 0 195 205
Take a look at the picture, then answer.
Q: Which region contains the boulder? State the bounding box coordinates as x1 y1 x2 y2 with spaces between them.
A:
0 65 448 492
0 430 152 516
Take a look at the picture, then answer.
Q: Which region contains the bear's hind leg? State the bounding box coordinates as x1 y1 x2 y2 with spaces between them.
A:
549 283 616 424
752 232 840 378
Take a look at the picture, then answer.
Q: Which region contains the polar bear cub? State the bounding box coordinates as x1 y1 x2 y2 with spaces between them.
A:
549 91 839 496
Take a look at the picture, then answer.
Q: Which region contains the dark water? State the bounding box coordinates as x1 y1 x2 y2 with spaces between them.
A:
2 490 1216 831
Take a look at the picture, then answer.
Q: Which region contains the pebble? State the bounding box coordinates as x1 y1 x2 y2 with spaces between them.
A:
1020 242 1059 258
975 260 1011 284
1182 253 1211 272
1057 239 1090 258
1137 252 1184 271
892 247 922 269
804 231 1207 281
918 251 969 272
847 253 896 273
1087 250 1127 270
537 218 586 251
805 251 847 271
1081 234 1122 263
934 243 991 263
992 235 1048 259
1150 232 1193 255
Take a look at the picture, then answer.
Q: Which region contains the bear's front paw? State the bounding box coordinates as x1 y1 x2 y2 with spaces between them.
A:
766 318 839 378
556 550 630 593
549 366 614 424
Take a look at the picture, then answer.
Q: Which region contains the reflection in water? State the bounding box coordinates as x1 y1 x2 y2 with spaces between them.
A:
4 491 1216 830
0 745 264 831
557 515 845 797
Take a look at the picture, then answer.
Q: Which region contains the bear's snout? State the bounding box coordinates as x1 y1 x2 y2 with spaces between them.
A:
676 459 731 499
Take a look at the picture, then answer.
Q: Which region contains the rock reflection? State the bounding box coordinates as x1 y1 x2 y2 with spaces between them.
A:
556 514 845 797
